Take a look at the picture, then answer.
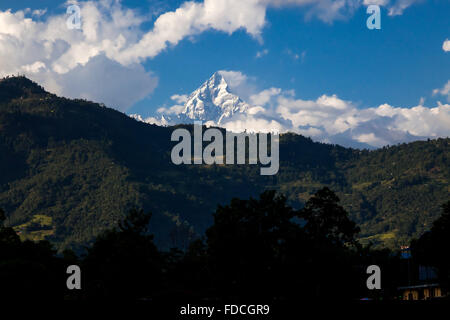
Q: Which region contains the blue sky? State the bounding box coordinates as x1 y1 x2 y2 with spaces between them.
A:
135 1 449 114
0 0 449 147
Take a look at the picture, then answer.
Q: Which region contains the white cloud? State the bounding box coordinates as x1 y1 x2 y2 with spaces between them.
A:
0 1 156 111
115 0 268 64
276 93 450 147
433 80 450 102
218 70 249 88
248 106 266 115
221 114 285 133
0 1 267 110
386 0 422 16
21 61 47 74
250 87 282 106
285 49 307 62
419 97 425 105
32 9 47 17
443 39 450 52
256 49 269 58
355 133 388 146
362 0 422 16
155 94 190 116
158 71 450 148
157 104 185 115
0 0 426 112
171 94 189 104
286 49 300 60
217 70 258 101
30 55 158 111
117 0 375 66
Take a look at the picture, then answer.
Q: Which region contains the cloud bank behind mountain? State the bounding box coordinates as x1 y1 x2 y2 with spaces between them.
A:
145 70 450 149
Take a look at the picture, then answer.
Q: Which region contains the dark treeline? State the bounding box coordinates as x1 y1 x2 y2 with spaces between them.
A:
0 188 448 301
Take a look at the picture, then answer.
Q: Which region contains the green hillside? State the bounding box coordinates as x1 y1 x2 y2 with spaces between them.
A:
0 76 448 251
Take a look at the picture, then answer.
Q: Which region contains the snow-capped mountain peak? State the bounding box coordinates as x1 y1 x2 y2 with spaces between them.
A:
180 72 249 124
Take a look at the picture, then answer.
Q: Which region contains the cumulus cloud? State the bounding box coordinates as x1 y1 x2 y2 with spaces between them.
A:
115 0 268 64
32 55 158 110
257 91 449 147
0 0 426 112
443 39 450 52
0 1 156 111
116 0 383 66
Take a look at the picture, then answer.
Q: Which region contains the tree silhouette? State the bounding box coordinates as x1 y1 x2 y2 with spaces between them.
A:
83 208 162 300
205 190 302 297
411 200 450 289
199 188 362 300
296 187 361 299
299 187 360 246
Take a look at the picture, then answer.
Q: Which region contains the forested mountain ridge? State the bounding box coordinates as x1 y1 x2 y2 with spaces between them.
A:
0 76 448 251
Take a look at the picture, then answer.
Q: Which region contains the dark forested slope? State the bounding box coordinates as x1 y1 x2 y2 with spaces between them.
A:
0 76 448 251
